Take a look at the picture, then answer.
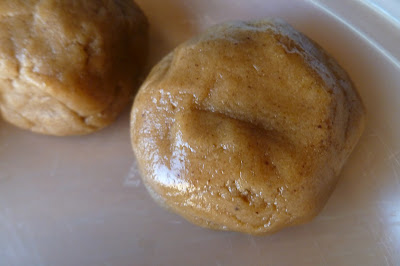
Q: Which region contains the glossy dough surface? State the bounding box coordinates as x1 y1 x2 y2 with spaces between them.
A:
0 0 148 135
131 19 365 234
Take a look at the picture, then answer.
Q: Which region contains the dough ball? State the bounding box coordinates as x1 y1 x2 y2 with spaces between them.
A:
0 0 148 135
131 19 365 235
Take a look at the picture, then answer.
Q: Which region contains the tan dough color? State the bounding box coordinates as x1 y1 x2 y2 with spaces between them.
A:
0 0 148 136
131 19 366 235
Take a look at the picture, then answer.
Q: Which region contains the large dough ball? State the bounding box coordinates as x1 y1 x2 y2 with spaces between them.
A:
0 0 148 135
131 19 365 235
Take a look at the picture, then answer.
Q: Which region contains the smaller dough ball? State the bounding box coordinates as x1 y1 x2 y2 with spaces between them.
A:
0 0 148 135
131 19 366 235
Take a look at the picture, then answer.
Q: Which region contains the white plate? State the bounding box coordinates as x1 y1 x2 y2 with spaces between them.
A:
1 0 400 265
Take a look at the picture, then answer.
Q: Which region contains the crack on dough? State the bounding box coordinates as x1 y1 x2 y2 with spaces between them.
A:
14 61 122 130
0 11 31 19
1 104 36 128
8 70 99 131
194 106 294 149
218 180 279 230
21 70 92 120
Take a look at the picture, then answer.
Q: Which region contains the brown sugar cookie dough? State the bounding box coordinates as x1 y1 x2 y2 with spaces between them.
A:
0 0 148 136
131 19 366 235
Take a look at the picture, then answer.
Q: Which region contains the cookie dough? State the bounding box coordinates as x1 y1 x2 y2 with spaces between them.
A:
0 0 148 135
131 19 365 234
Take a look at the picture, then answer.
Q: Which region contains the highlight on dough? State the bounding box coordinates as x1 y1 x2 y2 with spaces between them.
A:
131 18 366 235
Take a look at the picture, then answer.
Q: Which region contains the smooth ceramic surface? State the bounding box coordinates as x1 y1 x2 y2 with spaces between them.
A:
1 0 399 265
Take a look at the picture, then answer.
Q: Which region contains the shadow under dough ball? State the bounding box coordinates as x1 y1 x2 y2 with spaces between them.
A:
0 0 148 136
131 19 366 235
